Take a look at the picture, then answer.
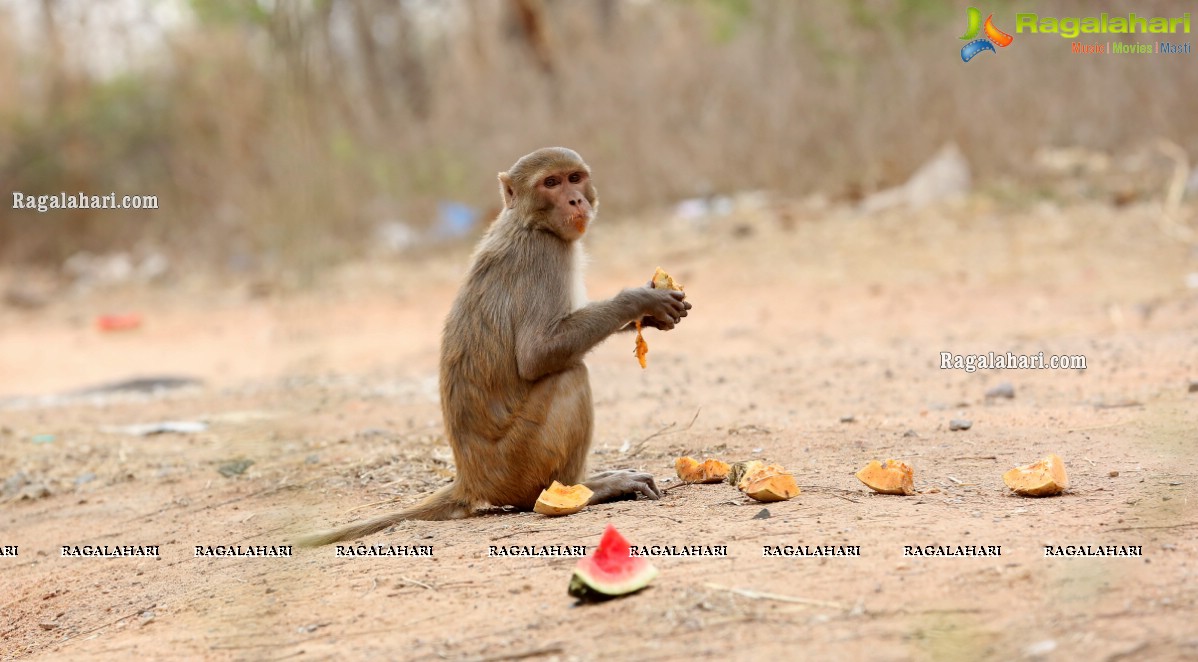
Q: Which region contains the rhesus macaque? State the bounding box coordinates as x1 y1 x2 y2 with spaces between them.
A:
300 147 691 545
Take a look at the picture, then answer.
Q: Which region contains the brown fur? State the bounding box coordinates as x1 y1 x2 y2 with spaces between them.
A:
298 147 689 546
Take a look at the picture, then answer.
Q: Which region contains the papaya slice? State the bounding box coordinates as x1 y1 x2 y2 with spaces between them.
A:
856 459 916 495
740 472 800 502
728 460 799 502
727 460 765 487
652 267 684 292
674 456 731 484
533 481 594 516
634 267 684 369
1003 454 1068 497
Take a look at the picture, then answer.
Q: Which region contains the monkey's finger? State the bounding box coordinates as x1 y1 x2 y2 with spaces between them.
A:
682 301 693 310
631 478 661 500
669 291 686 300
643 475 662 498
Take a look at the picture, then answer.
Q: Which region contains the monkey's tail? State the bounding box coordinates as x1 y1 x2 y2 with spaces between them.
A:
294 484 472 548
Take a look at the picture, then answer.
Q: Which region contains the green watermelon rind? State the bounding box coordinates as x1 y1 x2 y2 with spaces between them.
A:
568 563 659 600
566 524 658 601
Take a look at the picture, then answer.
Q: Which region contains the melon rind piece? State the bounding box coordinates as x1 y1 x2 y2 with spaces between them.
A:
568 524 658 601
855 459 916 495
534 480 594 516
1003 454 1069 497
675 456 731 484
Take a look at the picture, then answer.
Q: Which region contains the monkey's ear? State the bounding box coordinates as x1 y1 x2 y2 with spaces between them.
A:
498 172 516 208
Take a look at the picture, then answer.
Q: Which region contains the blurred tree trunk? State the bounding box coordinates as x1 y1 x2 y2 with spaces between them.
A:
509 0 554 76
394 5 430 120
39 0 66 103
350 0 393 125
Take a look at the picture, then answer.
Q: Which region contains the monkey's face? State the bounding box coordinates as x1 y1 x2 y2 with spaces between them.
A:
534 167 596 241
499 148 600 242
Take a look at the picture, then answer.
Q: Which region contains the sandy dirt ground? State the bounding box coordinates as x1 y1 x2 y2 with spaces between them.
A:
2 198 1197 661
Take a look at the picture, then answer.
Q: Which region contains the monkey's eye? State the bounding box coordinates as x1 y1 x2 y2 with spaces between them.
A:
568 172 582 184
544 176 560 188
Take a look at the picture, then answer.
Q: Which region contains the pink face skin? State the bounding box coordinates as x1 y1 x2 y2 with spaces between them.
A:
538 169 593 239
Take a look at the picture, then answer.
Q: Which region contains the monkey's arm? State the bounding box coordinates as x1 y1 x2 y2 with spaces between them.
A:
618 317 672 333
517 288 688 381
516 296 637 381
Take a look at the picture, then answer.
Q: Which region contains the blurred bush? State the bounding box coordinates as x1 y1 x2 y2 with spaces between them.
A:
1 0 1195 270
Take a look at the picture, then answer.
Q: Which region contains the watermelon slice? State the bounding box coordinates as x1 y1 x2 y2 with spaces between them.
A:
568 524 658 601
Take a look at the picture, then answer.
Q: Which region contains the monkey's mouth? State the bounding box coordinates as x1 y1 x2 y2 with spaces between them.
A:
570 213 589 234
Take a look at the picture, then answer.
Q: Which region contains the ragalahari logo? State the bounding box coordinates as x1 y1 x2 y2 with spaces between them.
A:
960 7 1014 61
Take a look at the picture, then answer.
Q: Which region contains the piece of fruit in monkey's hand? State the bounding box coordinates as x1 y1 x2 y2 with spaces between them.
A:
634 267 685 369
534 481 594 516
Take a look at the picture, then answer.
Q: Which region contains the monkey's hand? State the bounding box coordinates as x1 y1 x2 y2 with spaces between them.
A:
583 469 663 503
624 285 690 331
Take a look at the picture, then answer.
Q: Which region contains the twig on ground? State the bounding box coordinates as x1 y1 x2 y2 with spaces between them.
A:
1106 521 1197 533
491 528 549 541
56 604 156 644
398 576 435 591
625 408 701 458
480 644 566 662
703 583 848 610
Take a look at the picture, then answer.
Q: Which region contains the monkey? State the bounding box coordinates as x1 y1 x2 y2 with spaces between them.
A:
298 147 691 546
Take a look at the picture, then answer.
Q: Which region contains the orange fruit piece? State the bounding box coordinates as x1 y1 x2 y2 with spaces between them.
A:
534 481 594 516
634 267 683 369
674 457 731 484
1003 454 1068 497
731 461 800 502
856 459 916 495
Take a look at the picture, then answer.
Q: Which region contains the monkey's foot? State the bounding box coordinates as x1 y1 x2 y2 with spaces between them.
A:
583 469 662 504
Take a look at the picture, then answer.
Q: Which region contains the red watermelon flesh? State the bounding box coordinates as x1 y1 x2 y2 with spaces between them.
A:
568 524 658 600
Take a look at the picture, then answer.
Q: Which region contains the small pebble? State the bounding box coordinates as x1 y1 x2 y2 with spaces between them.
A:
1024 639 1057 657
839 415 856 424
1109 470 1119 477
985 382 1015 399
949 419 972 431
218 459 254 477
753 508 771 520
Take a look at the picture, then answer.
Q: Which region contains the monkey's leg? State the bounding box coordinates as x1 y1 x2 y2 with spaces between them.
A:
548 366 660 503
487 364 660 507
